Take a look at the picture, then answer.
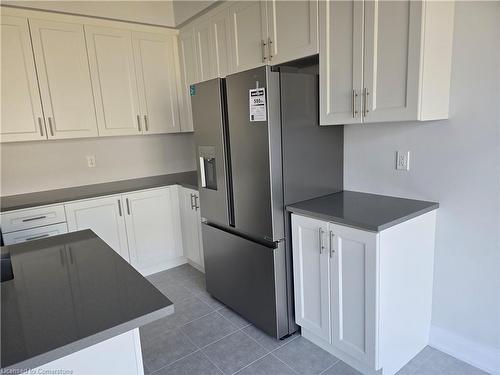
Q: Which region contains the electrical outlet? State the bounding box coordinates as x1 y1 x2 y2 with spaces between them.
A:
86 155 96 168
396 151 410 171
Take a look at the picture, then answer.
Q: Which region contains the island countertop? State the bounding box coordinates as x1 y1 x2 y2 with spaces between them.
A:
1 230 173 371
287 190 439 232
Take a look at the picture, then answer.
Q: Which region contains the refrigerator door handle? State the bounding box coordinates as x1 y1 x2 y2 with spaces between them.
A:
199 156 207 188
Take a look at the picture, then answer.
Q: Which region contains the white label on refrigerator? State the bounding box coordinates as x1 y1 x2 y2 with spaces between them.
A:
249 88 267 122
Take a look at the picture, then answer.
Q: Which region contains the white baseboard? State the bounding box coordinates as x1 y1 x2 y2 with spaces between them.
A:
429 325 500 375
141 256 188 276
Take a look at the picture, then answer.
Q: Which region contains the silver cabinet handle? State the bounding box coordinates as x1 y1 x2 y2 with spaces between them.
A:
22 215 46 222
363 88 370 117
137 115 142 131
329 231 335 258
261 39 267 62
194 195 199 211
38 117 44 136
352 90 359 118
48 117 54 136
117 199 122 216
144 115 149 132
190 193 195 210
126 198 131 215
267 37 273 61
319 227 325 254
25 233 50 241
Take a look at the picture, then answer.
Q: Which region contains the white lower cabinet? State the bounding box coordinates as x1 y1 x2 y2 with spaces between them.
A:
123 187 183 276
291 211 437 375
179 187 204 271
65 195 130 262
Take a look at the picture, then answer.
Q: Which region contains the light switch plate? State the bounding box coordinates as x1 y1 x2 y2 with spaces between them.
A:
86 155 96 168
396 151 410 171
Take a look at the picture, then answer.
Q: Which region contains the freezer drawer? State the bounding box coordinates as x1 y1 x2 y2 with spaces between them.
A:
1 204 66 233
202 222 289 338
2 222 68 245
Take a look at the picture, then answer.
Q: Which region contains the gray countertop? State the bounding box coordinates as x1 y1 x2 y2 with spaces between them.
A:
0 171 198 212
1 230 174 371
287 190 439 232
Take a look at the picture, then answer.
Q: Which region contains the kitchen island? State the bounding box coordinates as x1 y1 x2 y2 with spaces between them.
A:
1 230 173 374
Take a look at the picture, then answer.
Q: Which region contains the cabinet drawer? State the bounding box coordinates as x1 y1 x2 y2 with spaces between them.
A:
3 222 68 245
1 204 66 233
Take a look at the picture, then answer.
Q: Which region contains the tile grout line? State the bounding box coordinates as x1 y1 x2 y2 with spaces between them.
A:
318 358 341 375
148 347 202 375
269 352 302 375
178 320 228 375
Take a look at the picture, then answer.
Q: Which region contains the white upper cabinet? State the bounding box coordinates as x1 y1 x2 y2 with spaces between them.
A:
0 15 46 142
133 32 181 134
319 0 363 125
29 19 99 139
193 18 215 82
177 26 197 132
228 1 267 73
320 0 454 125
265 0 318 65
85 26 142 136
209 5 232 78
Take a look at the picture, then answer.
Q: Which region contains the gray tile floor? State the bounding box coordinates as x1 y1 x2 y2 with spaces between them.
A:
143 265 488 375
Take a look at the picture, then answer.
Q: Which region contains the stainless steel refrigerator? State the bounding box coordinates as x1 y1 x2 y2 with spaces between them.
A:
192 66 343 339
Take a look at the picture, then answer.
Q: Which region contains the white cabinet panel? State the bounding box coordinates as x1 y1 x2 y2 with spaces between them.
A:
0 15 46 142
178 26 197 132
291 214 331 342
210 6 232 78
266 0 318 65
363 0 420 122
180 188 204 270
133 32 181 134
29 19 98 139
228 1 267 73
194 19 214 81
2 223 68 245
330 224 378 369
319 0 363 125
85 26 141 136
65 196 130 262
123 187 183 275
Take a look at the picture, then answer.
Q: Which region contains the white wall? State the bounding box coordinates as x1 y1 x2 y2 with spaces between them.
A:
344 0 500 366
172 0 216 25
0 134 196 196
1 1 176 27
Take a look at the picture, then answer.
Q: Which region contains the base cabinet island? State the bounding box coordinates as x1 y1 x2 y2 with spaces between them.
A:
1 230 173 374
288 191 439 375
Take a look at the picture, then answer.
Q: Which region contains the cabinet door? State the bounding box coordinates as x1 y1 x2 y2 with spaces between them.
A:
193 18 214 81
180 188 203 268
363 0 421 123
228 1 267 73
329 224 378 368
266 0 318 65
210 6 232 77
65 196 130 262
291 214 331 342
123 187 182 275
178 26 198 132
133 32 181 134
85 26 142 136
319 0 363 125
1 16 46 142
29 19 98 139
